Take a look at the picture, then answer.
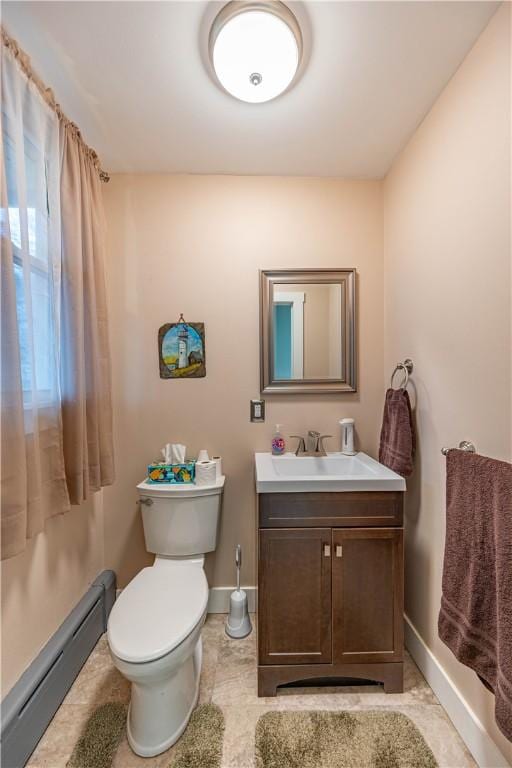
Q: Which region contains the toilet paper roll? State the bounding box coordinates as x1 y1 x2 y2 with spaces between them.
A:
212 456 222 480
195 460 217 486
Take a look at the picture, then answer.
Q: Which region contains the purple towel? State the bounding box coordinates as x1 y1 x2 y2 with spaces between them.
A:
439 450 512 741
379 388 415 477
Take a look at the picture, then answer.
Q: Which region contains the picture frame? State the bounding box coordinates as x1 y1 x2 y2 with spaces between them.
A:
158 320 206 379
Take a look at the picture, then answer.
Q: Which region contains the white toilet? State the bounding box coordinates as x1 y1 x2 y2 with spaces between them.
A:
107 475 224 757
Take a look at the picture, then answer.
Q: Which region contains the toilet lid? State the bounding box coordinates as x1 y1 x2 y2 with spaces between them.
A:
107 566 208 663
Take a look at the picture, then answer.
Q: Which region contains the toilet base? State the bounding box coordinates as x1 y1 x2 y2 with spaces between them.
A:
125 633 203 757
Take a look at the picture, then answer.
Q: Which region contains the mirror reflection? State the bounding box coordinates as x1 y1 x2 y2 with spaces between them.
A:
273 283 343 380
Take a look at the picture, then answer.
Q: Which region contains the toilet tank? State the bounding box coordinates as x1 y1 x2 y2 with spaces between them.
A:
136 477 224 556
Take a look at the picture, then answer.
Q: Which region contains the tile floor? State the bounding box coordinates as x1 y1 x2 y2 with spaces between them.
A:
27 614 476 768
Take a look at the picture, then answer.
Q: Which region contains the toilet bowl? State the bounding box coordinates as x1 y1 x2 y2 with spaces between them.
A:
107 475 224 757
108 557 209 756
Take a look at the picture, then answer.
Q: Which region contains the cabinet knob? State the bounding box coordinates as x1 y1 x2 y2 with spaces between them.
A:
336 545 343 558
324 544 331 557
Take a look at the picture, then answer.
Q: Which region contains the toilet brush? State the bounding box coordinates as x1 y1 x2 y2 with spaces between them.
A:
225 544 252 639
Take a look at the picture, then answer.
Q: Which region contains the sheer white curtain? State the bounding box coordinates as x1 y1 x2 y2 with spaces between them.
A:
1 40 70 558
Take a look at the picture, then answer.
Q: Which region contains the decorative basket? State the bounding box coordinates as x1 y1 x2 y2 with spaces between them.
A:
147 461 196 484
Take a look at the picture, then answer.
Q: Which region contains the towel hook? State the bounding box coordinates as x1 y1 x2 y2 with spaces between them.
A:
441 440 476 456
390 358 413 389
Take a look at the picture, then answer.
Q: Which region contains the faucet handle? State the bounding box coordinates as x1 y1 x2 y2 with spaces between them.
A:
290 436 306 456
306 430 320 452
318 435 332 455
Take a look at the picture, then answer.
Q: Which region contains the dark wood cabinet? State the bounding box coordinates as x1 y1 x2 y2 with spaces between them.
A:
257 492 404 697
258 528 332 665
259 491 403 528
332 528 403 664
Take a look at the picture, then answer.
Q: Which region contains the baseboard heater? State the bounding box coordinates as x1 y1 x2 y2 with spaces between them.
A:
1 570 116 768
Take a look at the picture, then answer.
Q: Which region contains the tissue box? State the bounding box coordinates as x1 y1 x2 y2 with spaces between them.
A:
147 462 196 484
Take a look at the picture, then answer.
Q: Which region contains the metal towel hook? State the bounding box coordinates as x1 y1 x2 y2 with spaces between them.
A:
441 440 476 456
390 358 413 390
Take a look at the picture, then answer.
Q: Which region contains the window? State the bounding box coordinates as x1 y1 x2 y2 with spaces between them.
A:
2 113 59 409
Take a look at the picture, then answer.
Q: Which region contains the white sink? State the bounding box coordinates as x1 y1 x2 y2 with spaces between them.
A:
255 452 406 493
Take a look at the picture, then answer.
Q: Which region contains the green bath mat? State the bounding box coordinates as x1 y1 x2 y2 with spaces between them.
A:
67 702 127 768
255 710 438 768
171 703 224 768
66 702 224 768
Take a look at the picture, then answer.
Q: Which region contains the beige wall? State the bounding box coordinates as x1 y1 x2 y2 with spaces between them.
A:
301 283 331 378
384 4 511 762
102 175 384 588
1 497 104 695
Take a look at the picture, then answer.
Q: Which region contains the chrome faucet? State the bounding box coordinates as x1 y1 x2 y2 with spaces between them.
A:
307 430 321 454
290 430 332 457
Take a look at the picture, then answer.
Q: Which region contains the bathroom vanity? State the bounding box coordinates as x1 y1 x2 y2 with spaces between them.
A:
255 452 405 697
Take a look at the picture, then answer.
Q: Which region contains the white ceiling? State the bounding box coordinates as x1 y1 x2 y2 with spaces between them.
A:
3 1 499 177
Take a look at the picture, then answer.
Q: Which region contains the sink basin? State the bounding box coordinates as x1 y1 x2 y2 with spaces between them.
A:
255 452 406 493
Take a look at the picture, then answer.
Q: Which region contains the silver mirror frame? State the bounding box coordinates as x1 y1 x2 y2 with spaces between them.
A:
260 268 357 394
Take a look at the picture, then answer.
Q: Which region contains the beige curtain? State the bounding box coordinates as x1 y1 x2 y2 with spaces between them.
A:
60 125 114 503
1 32 114 559
1 40 71 559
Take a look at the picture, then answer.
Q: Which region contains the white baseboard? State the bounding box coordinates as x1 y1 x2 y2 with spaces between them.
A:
207 586 257 614
404 615 509 768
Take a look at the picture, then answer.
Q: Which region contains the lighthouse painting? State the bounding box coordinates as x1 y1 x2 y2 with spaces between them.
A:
178 323 188 368
158 320 206 379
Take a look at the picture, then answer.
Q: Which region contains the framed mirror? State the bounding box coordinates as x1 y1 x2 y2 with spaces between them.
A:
260 268 356 394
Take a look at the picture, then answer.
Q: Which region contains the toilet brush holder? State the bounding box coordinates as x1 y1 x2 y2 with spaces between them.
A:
225 545 252 639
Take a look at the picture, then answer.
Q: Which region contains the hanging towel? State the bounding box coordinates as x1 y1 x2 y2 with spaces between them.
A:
378 388 415 477
438 450 512 741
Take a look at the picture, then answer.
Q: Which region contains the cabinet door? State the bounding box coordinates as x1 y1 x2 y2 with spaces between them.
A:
258 528 332 665
332 528 403 664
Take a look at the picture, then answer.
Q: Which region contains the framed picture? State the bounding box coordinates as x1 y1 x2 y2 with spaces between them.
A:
158 319 206 379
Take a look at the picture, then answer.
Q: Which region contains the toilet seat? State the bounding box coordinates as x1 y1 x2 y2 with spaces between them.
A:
108 564 208 664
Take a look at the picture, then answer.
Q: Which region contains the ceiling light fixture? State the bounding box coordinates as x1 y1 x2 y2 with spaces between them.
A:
209 1 303 104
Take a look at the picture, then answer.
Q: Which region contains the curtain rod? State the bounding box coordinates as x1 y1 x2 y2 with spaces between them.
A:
1 26 110 183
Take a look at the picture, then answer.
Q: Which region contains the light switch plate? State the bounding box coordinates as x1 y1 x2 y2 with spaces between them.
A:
250 399 265 422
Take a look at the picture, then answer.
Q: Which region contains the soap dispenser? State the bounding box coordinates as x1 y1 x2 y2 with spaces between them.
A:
339 418 356 455
271 424 286 455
